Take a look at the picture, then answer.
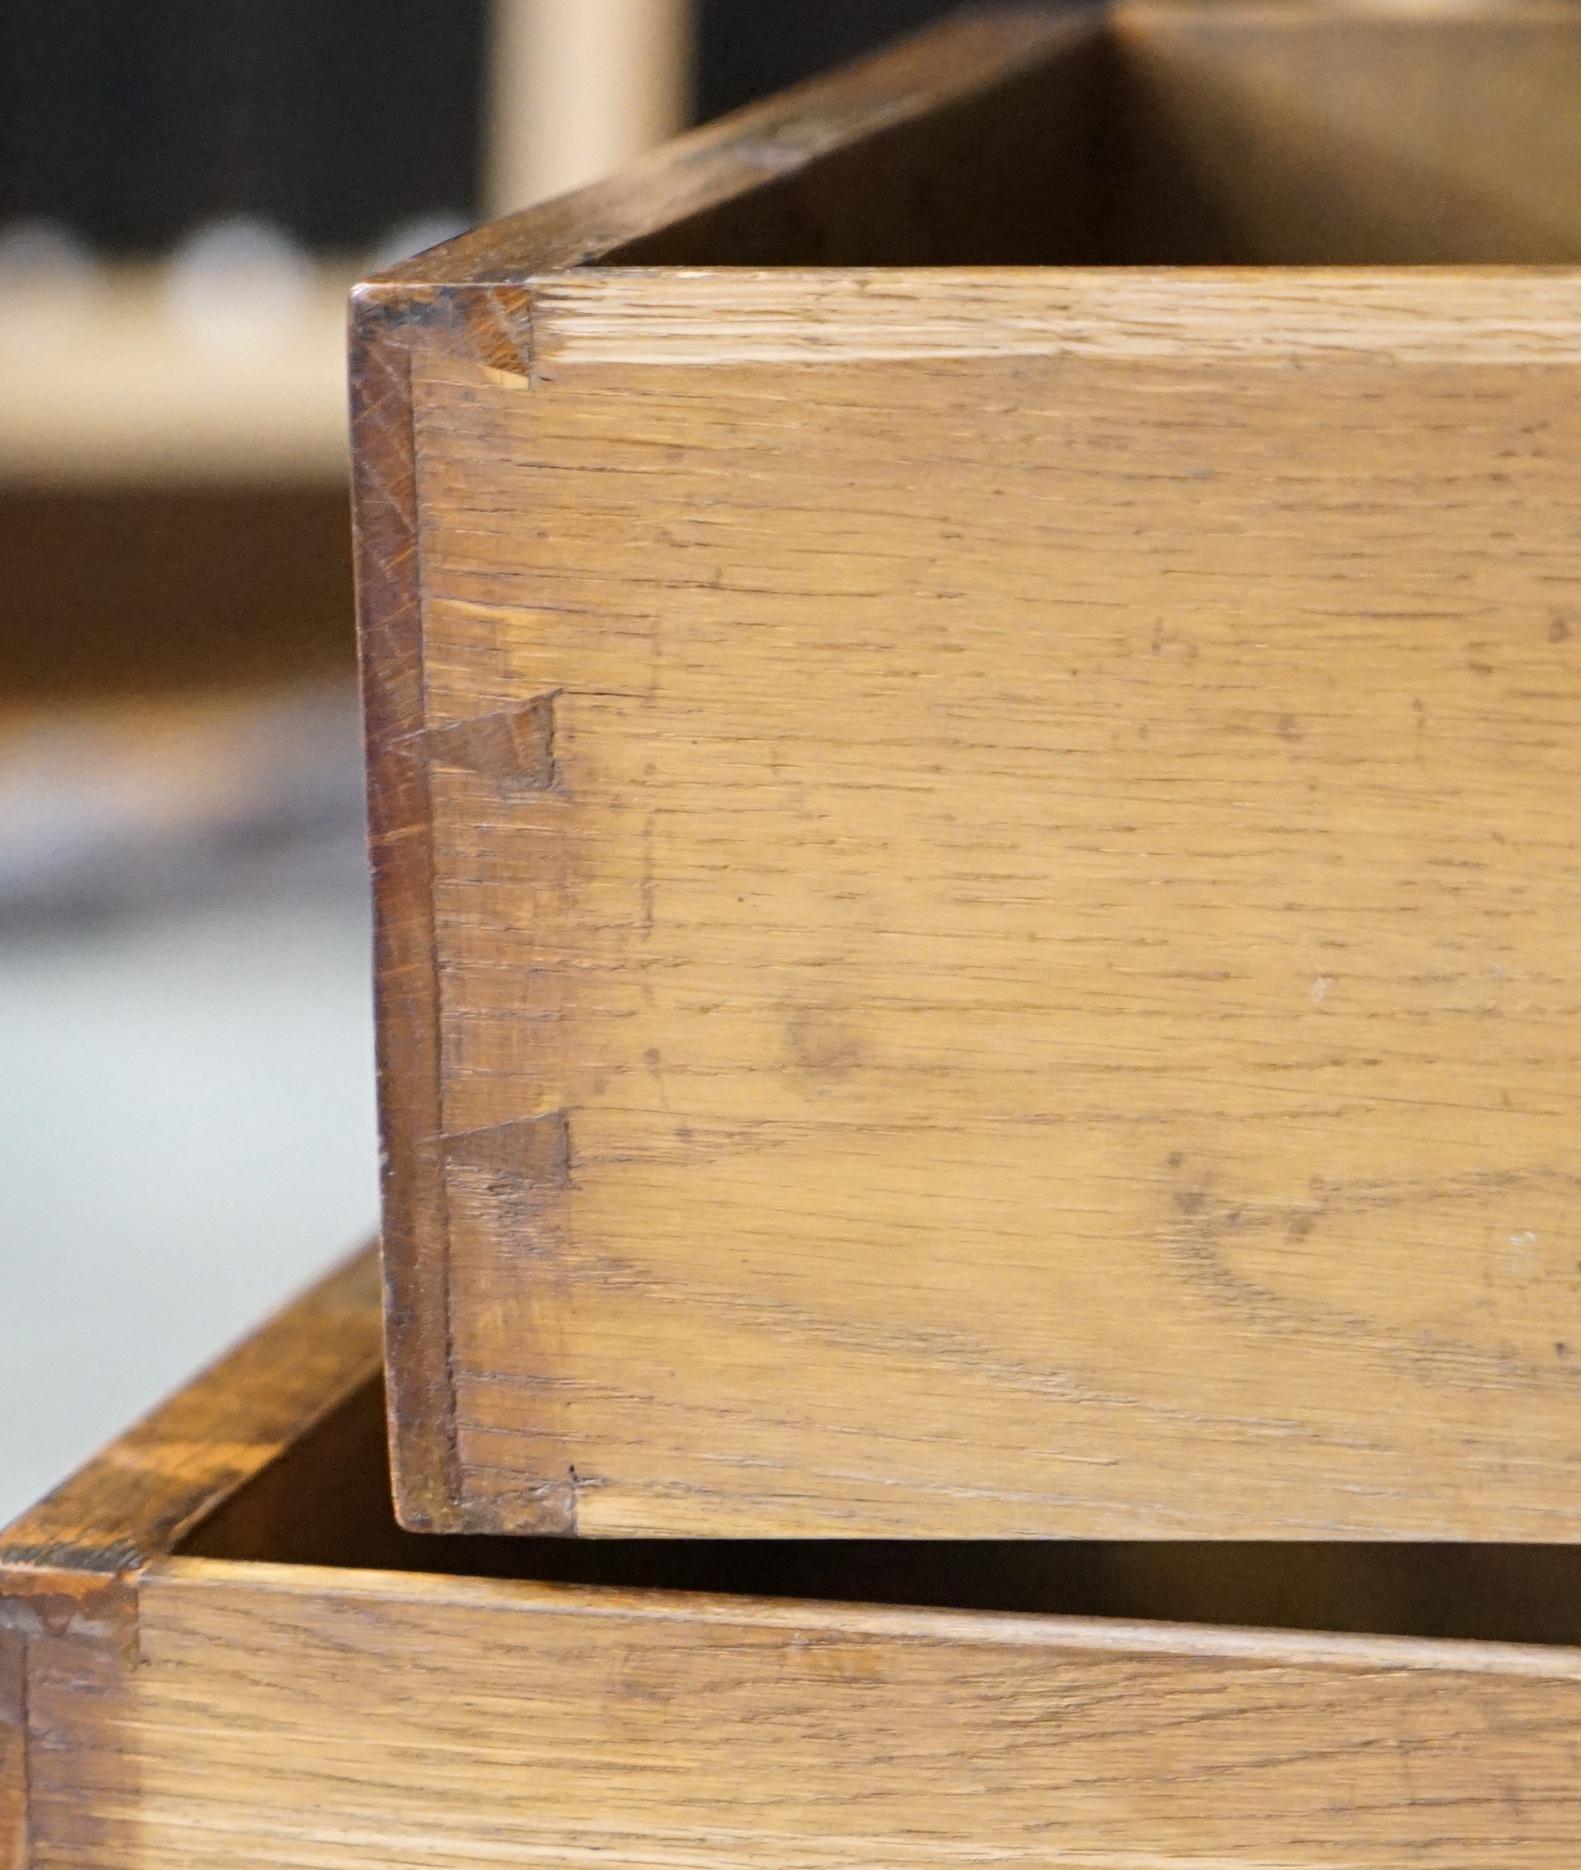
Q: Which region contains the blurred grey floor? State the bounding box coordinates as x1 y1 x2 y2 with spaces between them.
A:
0 688 378 1525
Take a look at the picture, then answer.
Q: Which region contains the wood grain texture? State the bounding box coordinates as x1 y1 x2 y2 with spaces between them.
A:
351 285 459 1531
354 1 1108 1534
355 2 1581 1537
11 1252 1581 1865
58 1562 1581 1867
390 265 1581 1540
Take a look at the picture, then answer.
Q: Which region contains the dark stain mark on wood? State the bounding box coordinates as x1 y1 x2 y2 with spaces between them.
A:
785 1008 865 1083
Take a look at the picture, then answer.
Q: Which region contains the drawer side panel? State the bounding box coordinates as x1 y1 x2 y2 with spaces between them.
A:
414 271 1581 1537
122 1563 1581 1868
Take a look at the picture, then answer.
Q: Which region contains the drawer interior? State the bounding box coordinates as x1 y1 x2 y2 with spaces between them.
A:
182 1375 1581 1647
614 3 1581 268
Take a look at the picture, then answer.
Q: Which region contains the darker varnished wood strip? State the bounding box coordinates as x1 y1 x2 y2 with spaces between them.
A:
352 280 580 1531
350 290 459 1531
351 268 542 1538
0 1624 24 1870
412 272 1581 1539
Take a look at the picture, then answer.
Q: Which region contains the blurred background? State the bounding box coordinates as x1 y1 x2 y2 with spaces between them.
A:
0 0 961 1520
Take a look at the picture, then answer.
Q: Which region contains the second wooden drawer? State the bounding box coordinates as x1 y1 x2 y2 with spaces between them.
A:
6 1249 1581 1866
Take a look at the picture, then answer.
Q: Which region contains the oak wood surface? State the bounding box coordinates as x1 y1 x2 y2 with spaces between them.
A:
101 1563 1581 1868
355 0 1109 1535
355 2 1581 1538
10 1250 1581 1866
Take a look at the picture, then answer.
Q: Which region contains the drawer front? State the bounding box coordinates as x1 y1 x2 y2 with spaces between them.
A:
366 268 1581 1538
40 1561 1581 1869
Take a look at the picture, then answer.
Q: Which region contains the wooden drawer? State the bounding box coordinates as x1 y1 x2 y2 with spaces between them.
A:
8 1247 1581 1866
354 2 1581 1538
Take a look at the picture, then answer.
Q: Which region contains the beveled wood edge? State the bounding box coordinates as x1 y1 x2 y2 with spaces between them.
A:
350 284 467 1533
146 1555 1581 1681
366 7 1101 290
0 1246 381 1583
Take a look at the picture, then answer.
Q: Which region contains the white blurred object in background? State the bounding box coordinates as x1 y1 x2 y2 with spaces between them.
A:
487 0 693 211
164 214 317 351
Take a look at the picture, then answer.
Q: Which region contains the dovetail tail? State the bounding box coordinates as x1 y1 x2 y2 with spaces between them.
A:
459 282 532 378
0 1615 24 1727
0 1618 28 1869
443 1110 572 1185
424 693 560 792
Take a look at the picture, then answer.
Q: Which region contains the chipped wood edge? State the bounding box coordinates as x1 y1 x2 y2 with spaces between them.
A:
0 1246 380 1866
